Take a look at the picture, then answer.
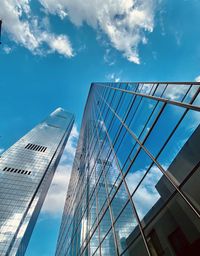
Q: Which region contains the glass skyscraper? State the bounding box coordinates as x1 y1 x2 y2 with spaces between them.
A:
0 108 74 256
56 83 200 256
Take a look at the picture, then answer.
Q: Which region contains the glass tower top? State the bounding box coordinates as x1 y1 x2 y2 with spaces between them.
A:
56 83 200 256
0 108 74 256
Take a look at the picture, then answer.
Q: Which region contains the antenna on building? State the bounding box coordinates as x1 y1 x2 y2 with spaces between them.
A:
0 20 2 44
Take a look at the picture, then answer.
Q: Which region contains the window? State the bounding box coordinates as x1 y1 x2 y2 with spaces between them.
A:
1 166 31 175
25 143 47 152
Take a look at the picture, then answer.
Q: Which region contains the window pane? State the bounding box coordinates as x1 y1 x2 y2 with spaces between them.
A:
104 154 121 196
132 164 175 225
125 150 153 195
157 110 200 184
108 116 121 143
89 194 97 231
184 85 200 103
100 209 112 241
111 90 123 112
162 84 189 101
90 227 99 255
144 104 185 157
114 200 138 254
154 83 167 97
116 130 136 171
111 182 129 221
93 248 100 256
117 92 134 122
125 96 142 127
97 175 107 216
128 97 157 138
139 101 163 142
113 126 127 156
101 229 116 256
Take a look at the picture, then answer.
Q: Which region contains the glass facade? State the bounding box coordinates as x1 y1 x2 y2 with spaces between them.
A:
56 83 200 256
0 108 74 256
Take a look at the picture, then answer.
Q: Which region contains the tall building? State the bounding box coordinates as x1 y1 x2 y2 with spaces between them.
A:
56 82 200 256
0 108 74 256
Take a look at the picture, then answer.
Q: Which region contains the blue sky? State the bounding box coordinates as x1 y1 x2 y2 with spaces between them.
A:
0 0 200 255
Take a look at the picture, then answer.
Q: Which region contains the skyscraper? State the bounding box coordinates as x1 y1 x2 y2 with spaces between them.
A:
56 82 200 256
0 108 74 256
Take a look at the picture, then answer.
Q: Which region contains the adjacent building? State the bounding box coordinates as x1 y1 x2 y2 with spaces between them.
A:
0 108 74 256
56 82 200 256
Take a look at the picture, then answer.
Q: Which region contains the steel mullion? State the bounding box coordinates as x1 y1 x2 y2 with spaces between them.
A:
101 83 157 193
90 87 118 156
97 87 200 218
63 82 200 256
69 103 115 255
79 135 134 252
96 81 200 86
93 93 152 256
95 166 102 256
62 136 101 253
116 84 168 173
97 81 140 165
85 88 127 201
91 225 113 256
95 83 145 202
85 105 101 255
95 85 168 194
72 105 104 217
125 83 199 200
99 89 119 134
121 159 200 256
94 110 120 256
94 83 200 112
145 160 200 229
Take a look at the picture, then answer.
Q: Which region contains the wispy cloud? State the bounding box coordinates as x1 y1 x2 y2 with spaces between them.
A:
41 124 78 216
106 72 121 82
3 45 12 54
0 0 74 58
1 0 157 63
195 75 200 82
103 48 116 66
39 0 157 64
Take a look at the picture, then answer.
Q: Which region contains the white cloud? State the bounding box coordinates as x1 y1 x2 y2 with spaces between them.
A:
162 84 190 101
126 165 163 220
1 0 156 63
195 75 200 82
3 45 12 54
39 0 156 64
103 48 116 66
174 31 182 46
0 0 74 58
41 124 78 216
106 72 121 82
42 33 74 57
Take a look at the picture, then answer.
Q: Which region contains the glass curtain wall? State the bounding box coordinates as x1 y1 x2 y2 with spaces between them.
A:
0 108 74 256
56 83 200 256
